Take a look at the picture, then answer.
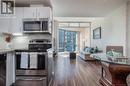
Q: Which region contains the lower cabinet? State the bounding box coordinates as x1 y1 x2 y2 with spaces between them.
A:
15 76 47 86
0 54 6 86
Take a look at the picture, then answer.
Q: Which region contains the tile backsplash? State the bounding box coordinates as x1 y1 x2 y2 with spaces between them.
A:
0 34 10 49
11 34 52 49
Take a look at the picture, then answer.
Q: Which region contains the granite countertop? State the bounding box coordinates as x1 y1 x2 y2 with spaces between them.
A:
0 48 28 54
15 49 47 52
0 49 15 54
0 48 54 54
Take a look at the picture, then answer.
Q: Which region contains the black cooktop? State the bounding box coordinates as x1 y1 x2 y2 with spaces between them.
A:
15 49 48 52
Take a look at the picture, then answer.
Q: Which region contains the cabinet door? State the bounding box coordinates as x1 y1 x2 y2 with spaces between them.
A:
36 7 52 19
11 18 22 34
23 7 37 18
15 8 24 18
11 8 24 34
0 18 11 33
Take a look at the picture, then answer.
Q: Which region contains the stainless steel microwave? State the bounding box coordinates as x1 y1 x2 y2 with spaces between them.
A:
23 18 52 34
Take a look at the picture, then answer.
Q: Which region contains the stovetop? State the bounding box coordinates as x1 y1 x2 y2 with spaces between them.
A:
15 49 49 52
28 39 52 52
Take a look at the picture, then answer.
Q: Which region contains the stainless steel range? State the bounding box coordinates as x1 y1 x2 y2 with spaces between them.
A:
28 39 52 51
15 39 52 86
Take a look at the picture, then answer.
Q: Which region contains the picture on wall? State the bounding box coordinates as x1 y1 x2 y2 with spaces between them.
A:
93 27 101 39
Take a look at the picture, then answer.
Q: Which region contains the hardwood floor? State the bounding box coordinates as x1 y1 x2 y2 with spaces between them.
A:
53 52 102 86
53 52 130 86
14 52 130 86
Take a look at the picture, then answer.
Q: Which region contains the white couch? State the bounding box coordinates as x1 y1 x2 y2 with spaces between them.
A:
79 51 95 61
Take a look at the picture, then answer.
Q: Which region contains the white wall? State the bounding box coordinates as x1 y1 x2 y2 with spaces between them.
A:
91 18 105 51
91 4 127 55
53 21 59 52
126 1 130 57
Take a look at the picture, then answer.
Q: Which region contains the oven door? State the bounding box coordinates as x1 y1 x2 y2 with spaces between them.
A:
16 52 48 76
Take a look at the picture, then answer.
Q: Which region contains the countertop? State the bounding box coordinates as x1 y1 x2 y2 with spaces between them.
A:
0 48 54 54
0 49 15 54
0 48 28 54
15 49 48 52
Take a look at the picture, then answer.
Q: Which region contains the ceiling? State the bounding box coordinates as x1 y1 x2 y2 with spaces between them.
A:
15 0 52 7
55 17 103 22
15 0 128 17
52 0 128 17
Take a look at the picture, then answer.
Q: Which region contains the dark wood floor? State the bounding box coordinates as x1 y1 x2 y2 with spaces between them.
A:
53 52 101 86
53 52 130 86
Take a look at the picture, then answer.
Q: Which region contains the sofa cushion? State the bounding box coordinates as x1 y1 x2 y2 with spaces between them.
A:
106 51 123 58
80 50 90 54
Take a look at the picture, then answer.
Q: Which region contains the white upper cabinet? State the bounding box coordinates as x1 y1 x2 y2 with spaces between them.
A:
15 8 24 18
23 7 52 19
10 8 24 34
36 7 52 19
0 7 52 34
0 8 24 34
0 18 11 33
23 7 37 18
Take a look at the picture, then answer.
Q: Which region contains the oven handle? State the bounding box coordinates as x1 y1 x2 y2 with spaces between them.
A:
15 52 47 55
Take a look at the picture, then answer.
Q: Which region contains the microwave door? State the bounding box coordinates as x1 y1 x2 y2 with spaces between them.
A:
23 21 41 31
42 21 48 31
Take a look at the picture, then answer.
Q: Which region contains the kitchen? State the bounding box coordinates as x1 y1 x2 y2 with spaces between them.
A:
1 0 130 86
0 0 54 86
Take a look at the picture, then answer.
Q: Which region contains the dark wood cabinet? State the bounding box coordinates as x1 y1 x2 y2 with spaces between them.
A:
0 54 6 86
100 62 130 86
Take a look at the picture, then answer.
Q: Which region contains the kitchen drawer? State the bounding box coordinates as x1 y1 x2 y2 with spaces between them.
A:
16 70 47 76
15 76 47 86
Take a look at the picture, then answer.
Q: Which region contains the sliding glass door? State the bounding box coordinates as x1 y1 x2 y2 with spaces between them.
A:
59 29 77 52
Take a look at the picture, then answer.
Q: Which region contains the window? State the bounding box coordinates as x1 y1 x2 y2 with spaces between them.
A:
59 22 90 28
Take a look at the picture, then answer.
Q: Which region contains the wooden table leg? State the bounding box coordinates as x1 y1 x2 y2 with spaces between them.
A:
99 63 112 86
